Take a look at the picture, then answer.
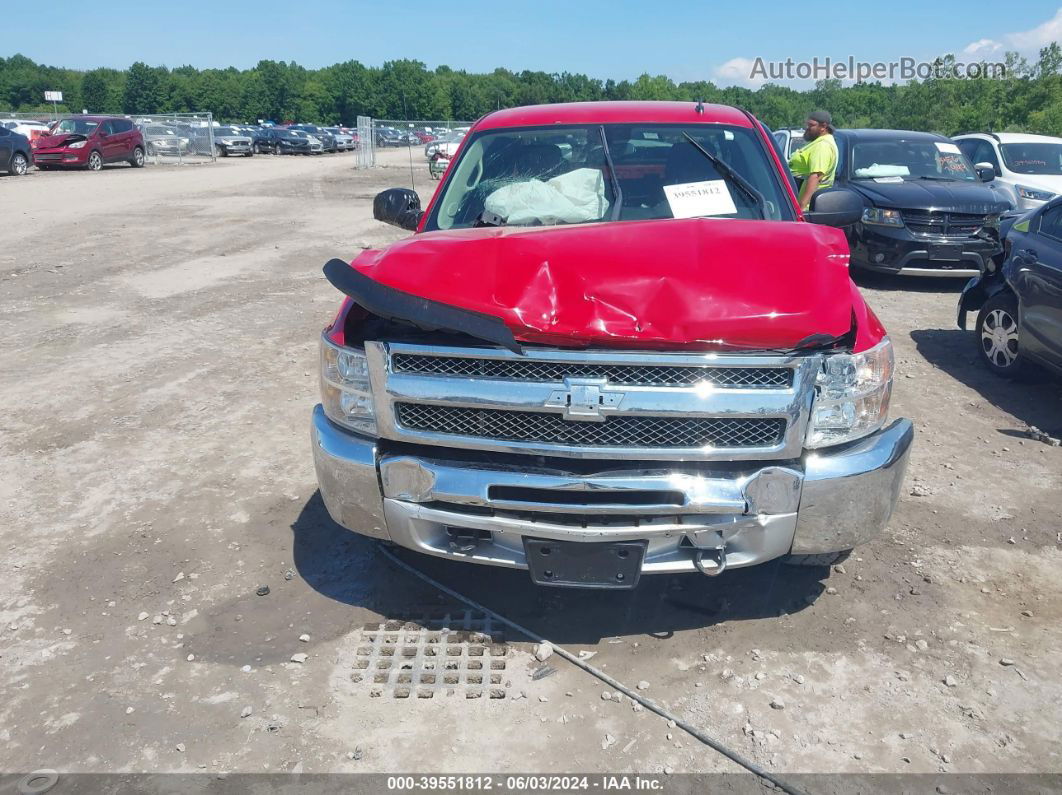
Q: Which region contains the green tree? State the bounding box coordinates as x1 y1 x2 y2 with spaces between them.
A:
81 68 119 112
4 51 1062 135
123 61 167 114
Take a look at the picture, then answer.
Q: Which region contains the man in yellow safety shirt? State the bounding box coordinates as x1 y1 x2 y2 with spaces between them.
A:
789 110 838 211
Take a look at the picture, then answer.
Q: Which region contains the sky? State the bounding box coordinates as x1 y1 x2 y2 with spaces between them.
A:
3 1 1061 87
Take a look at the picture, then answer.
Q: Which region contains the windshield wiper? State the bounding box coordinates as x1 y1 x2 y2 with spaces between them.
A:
913 175 961 181
681 132 766 219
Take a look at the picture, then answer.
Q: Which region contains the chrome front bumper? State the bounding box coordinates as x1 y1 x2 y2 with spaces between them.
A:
312 406 913 575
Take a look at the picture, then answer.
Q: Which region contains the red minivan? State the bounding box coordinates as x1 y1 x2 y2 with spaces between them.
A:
33 116 145 171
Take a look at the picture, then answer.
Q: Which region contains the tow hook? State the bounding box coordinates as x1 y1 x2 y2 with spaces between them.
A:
693 547 727 577
446 527 490 553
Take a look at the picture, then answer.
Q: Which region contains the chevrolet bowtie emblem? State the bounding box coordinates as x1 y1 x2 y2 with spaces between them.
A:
545 377 624 422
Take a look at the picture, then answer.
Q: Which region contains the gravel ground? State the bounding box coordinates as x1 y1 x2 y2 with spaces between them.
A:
1 149 1060 781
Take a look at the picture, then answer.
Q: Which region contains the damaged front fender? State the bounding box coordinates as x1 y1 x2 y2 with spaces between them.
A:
957 270 1008 330
323 259 522 353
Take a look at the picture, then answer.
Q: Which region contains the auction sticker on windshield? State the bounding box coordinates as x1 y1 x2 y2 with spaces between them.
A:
935 142 961 154
664 180 737 218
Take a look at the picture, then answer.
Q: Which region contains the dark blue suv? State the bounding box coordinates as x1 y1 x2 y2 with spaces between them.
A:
958 196 1062 378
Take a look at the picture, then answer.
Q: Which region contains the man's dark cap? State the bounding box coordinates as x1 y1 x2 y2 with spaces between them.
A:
808 110 832 125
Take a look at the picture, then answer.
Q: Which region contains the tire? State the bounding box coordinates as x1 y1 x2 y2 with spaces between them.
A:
245 150 253 157
784 550 851 567
975 291 1026 378
215 144 224 158
87 151 103 171
9 151 28 176
129 147 145 168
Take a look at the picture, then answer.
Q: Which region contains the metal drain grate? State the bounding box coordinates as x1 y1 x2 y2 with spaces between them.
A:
350 609 509 699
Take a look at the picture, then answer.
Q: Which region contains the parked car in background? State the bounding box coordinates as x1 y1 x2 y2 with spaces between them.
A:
831 129 1013 278
257 128 314 155
313 100 912 587
33 116 145 171
958 196 1062 378
425 131 465 159
953 132 1062 211
206 126 254 157
286 129 323 154
0 126 31 175
248 126 277 154
773 127 810 161
288 125 337 153
324 127 355 151
2 119 50 148
140 124 191 157
374 127 404 147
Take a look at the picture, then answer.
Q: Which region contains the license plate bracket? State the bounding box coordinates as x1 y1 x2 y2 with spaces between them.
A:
523 538 646 589
928 243 963 262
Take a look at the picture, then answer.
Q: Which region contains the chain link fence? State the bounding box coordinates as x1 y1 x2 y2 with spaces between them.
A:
357 116 374 168
132 113 216 164
1 110 217 165
362 119 474 169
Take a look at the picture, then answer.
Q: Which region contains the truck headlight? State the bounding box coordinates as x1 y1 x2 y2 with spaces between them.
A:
861 207 904 227
320 336 376 436
806 338 894 449
1016 185 1054 202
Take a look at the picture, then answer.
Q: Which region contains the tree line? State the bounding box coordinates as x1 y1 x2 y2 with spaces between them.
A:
3 46 1062 135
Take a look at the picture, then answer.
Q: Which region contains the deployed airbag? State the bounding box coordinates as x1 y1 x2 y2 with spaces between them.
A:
484 168 610 225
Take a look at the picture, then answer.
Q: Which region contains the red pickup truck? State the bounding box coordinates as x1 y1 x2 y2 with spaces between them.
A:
312 101 912 589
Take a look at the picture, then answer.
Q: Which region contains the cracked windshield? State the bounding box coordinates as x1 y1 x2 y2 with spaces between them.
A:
428 124 792 230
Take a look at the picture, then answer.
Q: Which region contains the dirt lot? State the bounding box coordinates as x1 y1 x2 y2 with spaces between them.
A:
1 149 1060 784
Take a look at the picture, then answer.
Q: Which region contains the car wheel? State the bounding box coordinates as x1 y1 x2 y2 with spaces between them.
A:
245 150 253 157
87 151 103 171
215 144 224 158
976 292 1026 378
130 147 145 168
9 152 28 176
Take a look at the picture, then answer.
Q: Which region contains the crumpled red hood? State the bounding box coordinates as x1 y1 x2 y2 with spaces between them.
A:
35 133 85 149
351 218 857 350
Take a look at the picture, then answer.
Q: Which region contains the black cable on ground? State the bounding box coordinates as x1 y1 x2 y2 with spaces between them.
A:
378 545 810 795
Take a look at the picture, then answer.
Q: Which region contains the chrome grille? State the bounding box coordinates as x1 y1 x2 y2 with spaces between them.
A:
392 354 792 389
900 210 989 238
395 403 786 449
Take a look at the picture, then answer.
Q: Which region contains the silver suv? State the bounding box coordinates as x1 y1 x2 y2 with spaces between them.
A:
953 132 1062 211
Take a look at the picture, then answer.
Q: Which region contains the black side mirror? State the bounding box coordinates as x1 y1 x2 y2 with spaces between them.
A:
803 188 863 228
373 188 423 231
975 162 997 182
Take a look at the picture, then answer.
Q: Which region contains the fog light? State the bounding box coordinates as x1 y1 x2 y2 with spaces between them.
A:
874 253 885 263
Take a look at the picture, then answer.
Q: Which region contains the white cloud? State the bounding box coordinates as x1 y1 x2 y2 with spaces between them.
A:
710 8 1062 91
963 38 1003 56
963 7 1062 56
712 57 762 88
